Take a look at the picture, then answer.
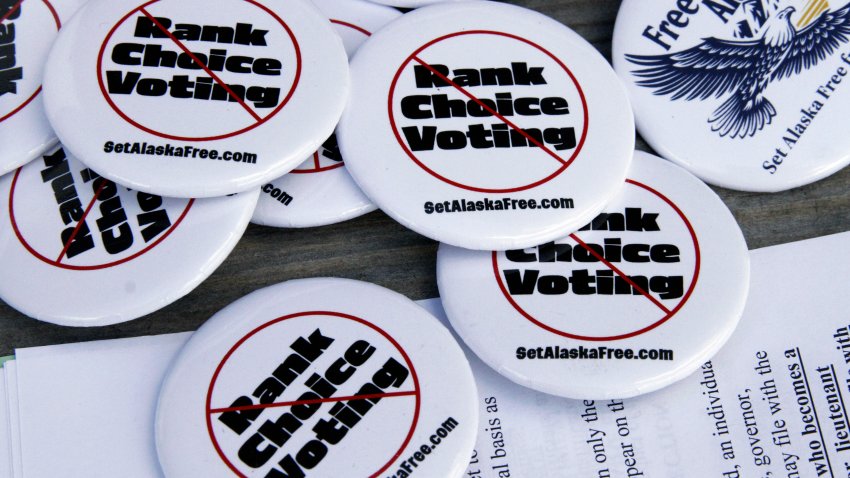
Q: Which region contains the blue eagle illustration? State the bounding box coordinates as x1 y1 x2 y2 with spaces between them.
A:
626 2 850 138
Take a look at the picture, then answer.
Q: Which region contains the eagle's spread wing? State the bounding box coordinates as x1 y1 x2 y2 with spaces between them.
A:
772 3 850 81
626 38 763 101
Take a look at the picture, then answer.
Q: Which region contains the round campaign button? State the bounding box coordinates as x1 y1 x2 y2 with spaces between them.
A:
42 0 349 198
438 151 750 399
614 0 850 192
338 1 634 251
251 0 400 228
155 278 478 478
0 144 259 326
0 0 86 176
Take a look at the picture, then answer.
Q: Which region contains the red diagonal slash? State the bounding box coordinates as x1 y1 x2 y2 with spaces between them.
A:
411 57 568 166
56 179 108 263
209 390 417 415
139 8 262 122
569 232 673 314
0 0 22 24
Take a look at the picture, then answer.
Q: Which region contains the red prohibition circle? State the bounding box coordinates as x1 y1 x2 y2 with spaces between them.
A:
0 0 60 123
7 167 194 270
493 179 701 341
205 311 422 478
388 30 590 194
96 0 302 142
292 20 371 175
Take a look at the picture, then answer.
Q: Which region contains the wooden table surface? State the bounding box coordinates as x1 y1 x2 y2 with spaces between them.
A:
2 0 849 356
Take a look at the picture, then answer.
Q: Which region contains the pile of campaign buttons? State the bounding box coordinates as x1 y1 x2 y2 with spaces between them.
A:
0 0 357 326
4 0 820 471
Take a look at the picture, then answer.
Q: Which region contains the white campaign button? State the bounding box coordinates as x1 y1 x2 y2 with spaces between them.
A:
338 1 635 251
42 0 349 198
251 0 400 228
0 0 86 176
614 0 850 192
438 151 750 399
0 144 259 326
155 278 478 478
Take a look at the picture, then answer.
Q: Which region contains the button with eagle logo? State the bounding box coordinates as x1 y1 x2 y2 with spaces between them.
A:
437 151 749 399
0 0 87 177
338 1 634 251
0 144 259 326
155 278 478 478
41 0 349 199
251 0 400 229
614 0 850 192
